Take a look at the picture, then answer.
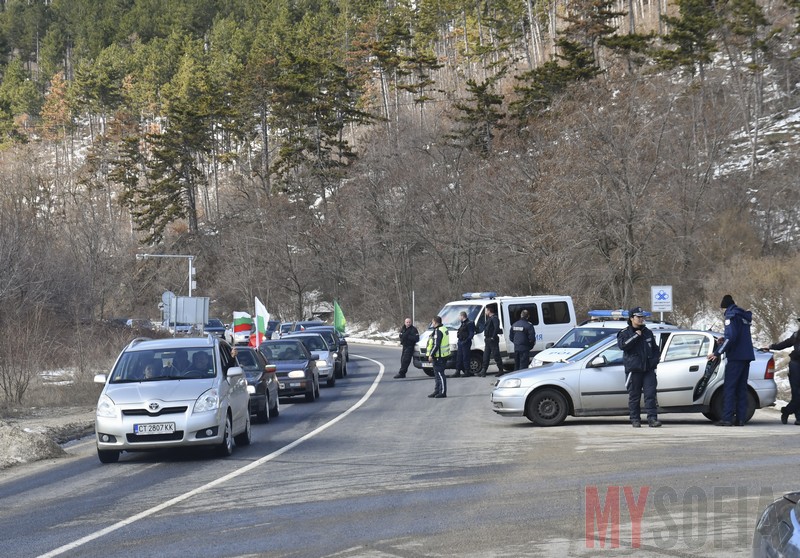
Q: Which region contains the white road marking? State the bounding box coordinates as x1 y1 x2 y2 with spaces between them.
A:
38 355 383 558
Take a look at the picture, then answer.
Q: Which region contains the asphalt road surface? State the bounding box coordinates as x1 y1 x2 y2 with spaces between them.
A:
0 343 795 558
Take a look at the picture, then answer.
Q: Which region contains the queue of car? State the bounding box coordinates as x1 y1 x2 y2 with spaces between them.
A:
93 318 351 464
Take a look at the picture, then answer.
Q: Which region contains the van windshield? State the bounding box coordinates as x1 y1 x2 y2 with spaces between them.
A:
435 304 483 329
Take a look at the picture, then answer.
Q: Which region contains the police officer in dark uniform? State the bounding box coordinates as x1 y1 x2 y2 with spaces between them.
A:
710 294 754 426
453 311 475 377
394 318 419 379
761 317 800 425
510 309 537 370
479 305 504 377
617 307 662 428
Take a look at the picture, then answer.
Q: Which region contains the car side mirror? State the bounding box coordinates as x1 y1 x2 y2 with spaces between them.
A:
94 373 107 384
590 356 607 367
546 342 554 349
226 366 244 377
264 364 277 374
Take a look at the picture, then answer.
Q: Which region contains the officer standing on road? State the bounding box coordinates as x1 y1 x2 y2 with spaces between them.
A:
760 317 800 425
710 294 754 426
427 316 450 398
479 305 504 377
453 311 475 377
394 317 419 379
510 309 537 371
617 307 662 428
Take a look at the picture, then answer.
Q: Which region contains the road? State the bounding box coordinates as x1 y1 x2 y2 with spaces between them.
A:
0 343 795 558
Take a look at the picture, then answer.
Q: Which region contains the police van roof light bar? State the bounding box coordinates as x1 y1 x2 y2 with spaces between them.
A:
587 309 652 318
462 292 498 300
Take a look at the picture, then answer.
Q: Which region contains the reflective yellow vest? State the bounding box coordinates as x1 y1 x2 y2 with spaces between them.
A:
427 326 451 358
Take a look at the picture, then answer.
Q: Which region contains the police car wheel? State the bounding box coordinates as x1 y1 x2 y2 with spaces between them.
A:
526 388 568 427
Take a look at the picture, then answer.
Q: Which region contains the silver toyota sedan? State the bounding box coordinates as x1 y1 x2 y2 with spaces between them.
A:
93 335 251 463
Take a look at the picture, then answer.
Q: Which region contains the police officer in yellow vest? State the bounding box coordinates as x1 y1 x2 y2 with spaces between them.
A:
427 315 451 398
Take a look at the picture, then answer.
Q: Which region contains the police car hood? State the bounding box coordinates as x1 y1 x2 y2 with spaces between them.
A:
105 378 216 404
534 347 582 363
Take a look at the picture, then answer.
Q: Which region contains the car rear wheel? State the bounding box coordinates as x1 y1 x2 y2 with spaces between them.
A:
314 377 320 398
217 415 234 457
469 355 482 375
342 359 347 376
335 362 343 379
526 388 569 426
305 384 316 402
97 449 120 464
257 397 269 423
234 415 252 446
269 396 280 418
707 390 758 422
327 374 336 387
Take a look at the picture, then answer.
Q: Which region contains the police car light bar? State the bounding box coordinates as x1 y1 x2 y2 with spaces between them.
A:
462 292 498 300
588 309 652 318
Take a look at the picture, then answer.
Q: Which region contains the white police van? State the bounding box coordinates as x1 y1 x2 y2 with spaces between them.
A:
530 309 678 367
413 292 576 376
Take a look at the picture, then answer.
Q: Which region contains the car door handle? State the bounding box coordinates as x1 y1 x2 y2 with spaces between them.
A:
689 365 699 372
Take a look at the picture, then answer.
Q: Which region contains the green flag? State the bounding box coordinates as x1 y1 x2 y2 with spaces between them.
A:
334 300 346 334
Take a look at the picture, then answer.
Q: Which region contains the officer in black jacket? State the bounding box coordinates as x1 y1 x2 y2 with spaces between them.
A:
479 305 504 377
761 318 800 425
453 311 475 377
394 318 419 379
510 309 537 370
617 307 662 428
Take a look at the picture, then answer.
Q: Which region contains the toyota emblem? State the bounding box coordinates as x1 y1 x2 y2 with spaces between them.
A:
148 402 160 412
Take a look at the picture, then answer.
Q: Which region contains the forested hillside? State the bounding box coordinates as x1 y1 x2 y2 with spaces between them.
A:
0 0 799 398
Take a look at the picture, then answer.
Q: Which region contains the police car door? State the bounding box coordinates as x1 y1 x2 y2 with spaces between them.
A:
578 340 628 411
655 332 714 407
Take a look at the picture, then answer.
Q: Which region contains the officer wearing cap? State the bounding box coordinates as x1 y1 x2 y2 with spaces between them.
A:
760 316 800 425
617 307 662 427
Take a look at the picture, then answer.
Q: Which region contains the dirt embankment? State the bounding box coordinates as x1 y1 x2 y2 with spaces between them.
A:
0 407 95 470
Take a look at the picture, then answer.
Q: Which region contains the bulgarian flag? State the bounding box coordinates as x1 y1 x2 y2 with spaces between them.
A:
232 311 252 340
251 297 270 347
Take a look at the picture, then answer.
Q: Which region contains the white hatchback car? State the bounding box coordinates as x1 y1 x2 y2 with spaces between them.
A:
94 335 251 463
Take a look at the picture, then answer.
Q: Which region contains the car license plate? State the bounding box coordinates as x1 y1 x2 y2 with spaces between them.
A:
422 362 432 368
134 422 175 435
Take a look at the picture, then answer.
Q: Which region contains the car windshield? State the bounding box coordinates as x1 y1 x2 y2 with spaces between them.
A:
295 335 328 352
567 337 616 363
435 304 483 329
260 342 306 361
205 319 223 328
109 348 216 382
306 329 337 348
236 350 257 367
553 327 616 349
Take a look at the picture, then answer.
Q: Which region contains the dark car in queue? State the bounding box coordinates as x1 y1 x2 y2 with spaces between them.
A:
285 332 338 387
258 339 320 402
203 318 227 339
233 346 280 423
304 325 348 376
290 319 325 332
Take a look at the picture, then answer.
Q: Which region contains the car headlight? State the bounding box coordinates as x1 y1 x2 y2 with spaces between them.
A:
316 360 329 368
498 378 522 389
246 385 256 394
287 370 306 379
96 394 117 418
194 388 220 413
531 360 543 367
332 352 338 358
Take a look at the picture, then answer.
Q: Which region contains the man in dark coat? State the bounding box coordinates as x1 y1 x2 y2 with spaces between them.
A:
710 294 754 426
453 311 475 377
761 318 800 425
479 305 504 377
510 309 537 370
394 317 419 379
617 307 662 428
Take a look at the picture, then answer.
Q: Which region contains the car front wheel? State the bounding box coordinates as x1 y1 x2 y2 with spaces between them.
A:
526 388 569 426
217 415 234 457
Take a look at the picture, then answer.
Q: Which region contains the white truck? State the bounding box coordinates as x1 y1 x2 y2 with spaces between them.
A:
413 292 576 376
